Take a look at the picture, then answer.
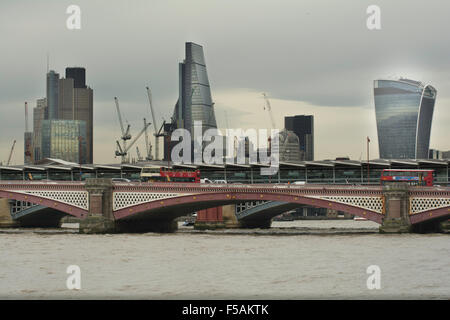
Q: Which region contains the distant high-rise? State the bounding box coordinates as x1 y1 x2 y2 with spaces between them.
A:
58 78 75 119
40 120 87 164
37 67 93 164
33 98 47 162
66 67 86 89
165 42 217 160
172 42 217 134
373 78 436 159
46 70 59 119
284 115 314 161
57 75 93 163
277 129 302 162
73 86 93 163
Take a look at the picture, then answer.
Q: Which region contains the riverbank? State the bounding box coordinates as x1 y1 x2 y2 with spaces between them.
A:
0 220 382 235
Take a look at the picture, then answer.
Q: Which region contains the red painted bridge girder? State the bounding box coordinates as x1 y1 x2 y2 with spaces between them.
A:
0 181 449 225
0 182 88 219
113 190 385 223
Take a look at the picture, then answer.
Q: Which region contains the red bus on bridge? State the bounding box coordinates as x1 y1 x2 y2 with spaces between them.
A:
141 166 200 183
380 169 434 186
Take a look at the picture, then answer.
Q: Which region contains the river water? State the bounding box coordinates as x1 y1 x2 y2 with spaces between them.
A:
0 220 448 299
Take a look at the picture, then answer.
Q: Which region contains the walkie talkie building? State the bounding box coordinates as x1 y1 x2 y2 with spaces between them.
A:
373 78 437 159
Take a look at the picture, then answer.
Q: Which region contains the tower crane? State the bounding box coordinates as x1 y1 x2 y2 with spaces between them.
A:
25 102 29 132
146 86 159 160
136 146 143 162
262 92 278 156
262 92 276 129
7 140 16 166
115 119 151 163
143 117 152 161
114 97 132 161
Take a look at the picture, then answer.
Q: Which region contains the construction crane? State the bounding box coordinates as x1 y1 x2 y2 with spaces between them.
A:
25 102 29 132
143 117 152 160
136 146 143 162
115 119 151 163
262 92 276 129
146 86 159 160
114 97 132 160
7 140 16 166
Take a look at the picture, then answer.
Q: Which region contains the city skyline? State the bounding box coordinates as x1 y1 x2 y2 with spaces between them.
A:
1 1 450 164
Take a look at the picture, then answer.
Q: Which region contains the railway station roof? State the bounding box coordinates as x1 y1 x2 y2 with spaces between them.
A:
1 158 449 173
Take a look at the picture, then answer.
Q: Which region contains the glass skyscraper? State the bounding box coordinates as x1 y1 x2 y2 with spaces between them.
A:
373 78 436 159
172 42 217 134
40 120 87 164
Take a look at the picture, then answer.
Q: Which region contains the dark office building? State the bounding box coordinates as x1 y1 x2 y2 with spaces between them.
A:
284 115 314 161
66 67 86 89
46 70 59 120
57 76 93 163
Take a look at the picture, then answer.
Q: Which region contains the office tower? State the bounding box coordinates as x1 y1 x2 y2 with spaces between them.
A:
65 67 86 88
33 98 47 162
58 78 74 119
73 86 93 163
172 42 217 134
284 115 314 161
277 129 302 162
165 42 217 160
40 120 87 163
57 70 94 163
46 70 60 120
373 78 436 159
36 67 93 164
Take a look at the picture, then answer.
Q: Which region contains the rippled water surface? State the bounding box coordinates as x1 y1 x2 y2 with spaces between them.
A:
0 221 448 299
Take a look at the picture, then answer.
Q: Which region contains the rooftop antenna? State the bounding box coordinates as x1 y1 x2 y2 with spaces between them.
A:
46 53 49 73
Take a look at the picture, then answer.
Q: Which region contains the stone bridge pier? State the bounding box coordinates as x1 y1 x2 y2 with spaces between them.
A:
76 178 180 234
71 178 116 234
379 183 411 233
379 183 449 233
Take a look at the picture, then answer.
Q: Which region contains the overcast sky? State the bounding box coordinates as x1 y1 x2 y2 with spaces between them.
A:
1 0 449 164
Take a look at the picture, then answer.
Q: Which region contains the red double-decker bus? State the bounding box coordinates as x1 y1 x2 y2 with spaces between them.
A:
160 167 200 183
140 166 200 183
380 169 434 186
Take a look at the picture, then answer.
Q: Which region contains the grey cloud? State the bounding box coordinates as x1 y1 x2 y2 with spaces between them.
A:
1 0 450 161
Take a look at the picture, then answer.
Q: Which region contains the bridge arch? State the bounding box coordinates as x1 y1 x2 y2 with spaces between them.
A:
0 190 88 219
410 205 450 225
113 191 384 224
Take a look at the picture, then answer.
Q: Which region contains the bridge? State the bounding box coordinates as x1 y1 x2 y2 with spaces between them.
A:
1 179 449 233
